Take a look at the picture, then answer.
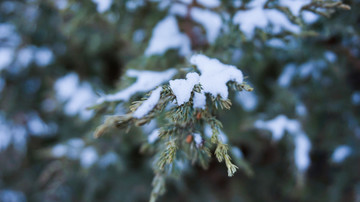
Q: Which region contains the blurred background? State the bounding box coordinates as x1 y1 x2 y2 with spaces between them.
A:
0 0 359 201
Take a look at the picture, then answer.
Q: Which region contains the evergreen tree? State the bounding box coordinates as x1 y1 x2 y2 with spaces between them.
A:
0 0 358 202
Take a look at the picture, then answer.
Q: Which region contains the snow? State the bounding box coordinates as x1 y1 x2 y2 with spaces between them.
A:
34 47 53 67
190 54 243 99
193 92 206 109
27 112 57 136
324 51 337 63
0 190 26 202
236 91 258 111
54 73 79 101
352 92 360 105
170 72 200 105
296 102 307 116
98 151 118 168
294 133 311 171
126 0 145 11
17 47 34 67
231 146 243 159
80 146 98 168
302 11 319 24
133 87 162 118
145 15 191 56
332 145 352 163
279 0 311 16
193 133 203 147
148 129 160 144
0 114 28 152
169 3 188 17
255 115 311 171
64 82 96 120
52 144 67 157
92 0 112 13
278 64 296 87
233 5 301 37
54 73 97 120
191 7 222 43
98 69 177 103
197 0 221 8
266 38 287 49
0 48 14 71
204 124 228 143
133 29 145 43
53 0 68 10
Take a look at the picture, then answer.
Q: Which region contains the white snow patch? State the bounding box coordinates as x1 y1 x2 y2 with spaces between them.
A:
191 7 222 43
98 69 177 103
324 51 337 63
190 54 243 99
193 92 206 109
233 5 300 37
169 3 188 17
148 129 160 144
302 11 319 24
197 0 221 8
170 72 200 105
27 112 57 136
55 73 97 120
133 86 162 118
279 0 311 16
145 15 191 56
278 64 296 87
352 92 360 105
0 48 14 71
0 114 28 152
64 82 97 120
98 151 118 168
231 146 243 159
255 115 311 171
80 146 98 168
204 124 228 143
92 0 112 13
193 133 203 147
53 0 68 10
296 102 307 116
0 190 26 202
294 133 311 171
236 91 257 111
332 145 351 163
52 144 67 157
266 38 287 49
34 47 53 67
54 73 79 101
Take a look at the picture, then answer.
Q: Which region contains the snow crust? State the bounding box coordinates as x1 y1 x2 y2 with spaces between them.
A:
191 8 222 43
133 86 162 118
98 69 177 103
190 54 243 99
255 115 311 171
332 145 352 163
145 16 191 56
170 72 199 105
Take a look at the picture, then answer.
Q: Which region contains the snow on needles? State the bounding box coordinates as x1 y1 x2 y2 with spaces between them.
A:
255 115 311 171
190 54 243 99
145 16 191 56
168 54 244 108
133 87 162 118
170 72 199 105
97 69 177 103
